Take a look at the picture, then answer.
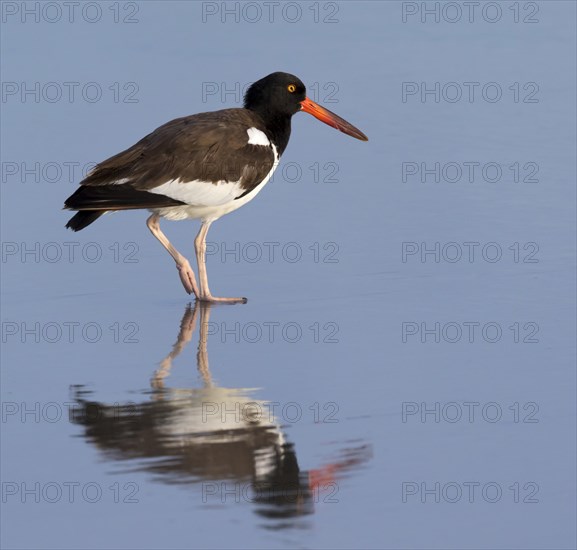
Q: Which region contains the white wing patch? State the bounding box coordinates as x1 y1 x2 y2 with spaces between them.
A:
149 178 245 207
246 127 270 146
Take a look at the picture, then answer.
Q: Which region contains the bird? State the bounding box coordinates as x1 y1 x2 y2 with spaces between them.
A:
64 72 368 303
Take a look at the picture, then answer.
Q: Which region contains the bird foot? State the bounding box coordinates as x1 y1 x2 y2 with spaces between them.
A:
198 294 247 304
176 262 200 297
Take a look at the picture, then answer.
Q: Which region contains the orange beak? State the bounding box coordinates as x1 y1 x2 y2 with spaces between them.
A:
300 97 368 141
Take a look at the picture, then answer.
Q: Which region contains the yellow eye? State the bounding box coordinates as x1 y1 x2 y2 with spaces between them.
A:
287 84 296 93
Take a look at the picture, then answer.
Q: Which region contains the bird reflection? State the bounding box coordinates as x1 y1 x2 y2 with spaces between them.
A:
70 302 371 526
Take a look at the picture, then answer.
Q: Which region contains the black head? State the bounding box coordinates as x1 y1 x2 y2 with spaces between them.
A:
244 72 306 117
245 72 368 142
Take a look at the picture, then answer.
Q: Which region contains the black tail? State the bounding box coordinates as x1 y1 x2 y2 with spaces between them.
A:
64 183 186 231
65 210 105 231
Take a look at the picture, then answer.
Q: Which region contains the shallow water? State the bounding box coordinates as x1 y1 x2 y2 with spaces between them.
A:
1 1 576 549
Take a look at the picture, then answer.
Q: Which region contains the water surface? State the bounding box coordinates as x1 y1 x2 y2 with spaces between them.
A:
1 2 575 548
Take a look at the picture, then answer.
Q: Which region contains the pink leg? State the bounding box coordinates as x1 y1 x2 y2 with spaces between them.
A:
146 214 199 297
194 221 247 304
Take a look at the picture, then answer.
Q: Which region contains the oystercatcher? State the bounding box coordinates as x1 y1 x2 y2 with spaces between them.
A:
64 72 368 303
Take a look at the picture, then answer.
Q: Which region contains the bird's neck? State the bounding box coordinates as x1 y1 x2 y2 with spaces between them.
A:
252 109 292 156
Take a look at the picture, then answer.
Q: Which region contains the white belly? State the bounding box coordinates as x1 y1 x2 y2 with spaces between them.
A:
151 143 279 223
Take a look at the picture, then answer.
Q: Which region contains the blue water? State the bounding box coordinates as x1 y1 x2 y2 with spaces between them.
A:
1 1 575 548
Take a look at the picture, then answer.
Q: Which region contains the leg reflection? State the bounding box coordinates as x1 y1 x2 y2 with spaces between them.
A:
151 302 214 390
